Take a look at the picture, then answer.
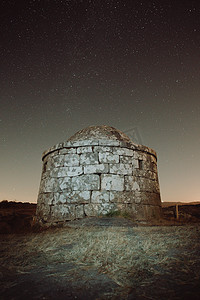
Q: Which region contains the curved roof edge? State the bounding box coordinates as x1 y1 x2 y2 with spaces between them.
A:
42 139 157 161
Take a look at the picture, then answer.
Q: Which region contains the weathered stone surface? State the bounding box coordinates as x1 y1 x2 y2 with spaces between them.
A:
93 146 113 153
119 155 131 164
76 205 85 218
49 155 64 168
37 193 54 205
124 176 140 191
139 204 162 220
98 140 120 146
91 191 110 203
110 191 136 204
39 177 57 193
80 153 99 165
53 192 67 204
139 178 160 193
84 164 108 174
37 125 162 225
96 202 116 215
57 177 72 191
84 203 116 216
54 191 90 204
77 146 93 154
65 166 83 177
50 204 76 221
36 202 51 221
99 152 119 163
66 140 99 147
42 149 59 161
139 192 161 206
119 141 137 149
59 148 77 154
63 154 80 166
71 174 100 191
113 147 134 156
109 163 132 175
84 204 97 217
51 166 83 177
101 174 124 191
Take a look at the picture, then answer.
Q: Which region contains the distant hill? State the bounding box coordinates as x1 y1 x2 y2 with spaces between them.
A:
161 201 200 207
0 200 36 208
0 200 37 233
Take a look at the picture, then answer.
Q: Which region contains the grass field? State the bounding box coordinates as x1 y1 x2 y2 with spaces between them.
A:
1 220 200 299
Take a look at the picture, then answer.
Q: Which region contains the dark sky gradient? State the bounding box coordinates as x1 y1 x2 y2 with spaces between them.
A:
1 0 200 203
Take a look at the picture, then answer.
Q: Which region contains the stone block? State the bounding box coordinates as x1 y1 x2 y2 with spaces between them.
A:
91 191 110 203
139 192 161 205
101 174 124 191
51 155 64 168
62 191 90 204
84 164 108 174
113 147 134 156
53 192 67 204
109 163 133 175
77 146 93 154
80 153 99 165
124 176 140 191
97 202 116 215
36 202 51 221
57 177 72 191
50 204 76 221
59 148 77 154
120 141 137 149
67 140 99 147
37 192 54 205
99 152 119 163
63 154 80 166
110 191 136 203
84 203 116 216
76 205 85 218
120 155 132 164
84 204 97 217
139 178 160 193
71 174 100 191
66 166 83 177
132 159 139 169
40 177 57 193
51 166 83 177
98 139 120 146
50 167 67 178
93 146 113 153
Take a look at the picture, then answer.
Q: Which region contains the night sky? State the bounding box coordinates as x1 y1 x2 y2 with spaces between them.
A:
1 0 200 203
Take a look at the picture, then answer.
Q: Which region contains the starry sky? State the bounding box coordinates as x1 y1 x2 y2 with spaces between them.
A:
1 0 200 203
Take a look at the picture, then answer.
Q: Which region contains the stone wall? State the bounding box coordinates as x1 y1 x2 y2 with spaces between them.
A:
36 138 162 225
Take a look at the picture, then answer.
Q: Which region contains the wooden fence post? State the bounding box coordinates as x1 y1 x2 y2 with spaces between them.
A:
176 204 179 220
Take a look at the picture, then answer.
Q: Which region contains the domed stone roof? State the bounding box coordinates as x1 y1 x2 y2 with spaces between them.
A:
67 125 132 143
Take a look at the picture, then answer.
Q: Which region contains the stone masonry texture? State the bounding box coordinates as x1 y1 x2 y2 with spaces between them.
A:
36 125 162 225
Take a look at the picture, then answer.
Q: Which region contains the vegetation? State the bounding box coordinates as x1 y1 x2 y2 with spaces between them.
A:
1 222 200 299
1 201 200 298
105 209 133 219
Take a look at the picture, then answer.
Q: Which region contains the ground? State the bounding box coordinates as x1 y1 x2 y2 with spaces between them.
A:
0 202 200 299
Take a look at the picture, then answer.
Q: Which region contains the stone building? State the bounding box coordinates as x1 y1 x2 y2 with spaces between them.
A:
36 125 162 225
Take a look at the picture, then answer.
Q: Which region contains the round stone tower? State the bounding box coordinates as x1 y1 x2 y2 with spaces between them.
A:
36 125 162 226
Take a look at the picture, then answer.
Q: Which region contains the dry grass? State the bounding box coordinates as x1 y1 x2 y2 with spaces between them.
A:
1 223 200 299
